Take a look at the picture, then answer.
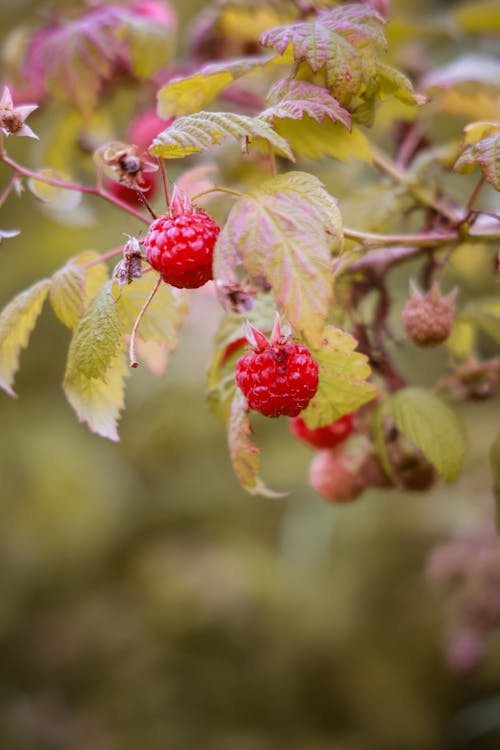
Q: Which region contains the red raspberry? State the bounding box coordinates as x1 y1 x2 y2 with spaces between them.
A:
107 170 156 206
144 188 220 289
289 413 354 449
402 281 457 348
235 318 319 418
309 445 388 503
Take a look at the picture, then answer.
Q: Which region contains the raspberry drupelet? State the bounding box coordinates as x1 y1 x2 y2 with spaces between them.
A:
144 187 220 289
289 412 354 449
235 317 319 418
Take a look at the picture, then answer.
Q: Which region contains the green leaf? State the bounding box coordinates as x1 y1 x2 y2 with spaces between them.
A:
454 0 500 34
0 279 50 397
214 172 342 346
228 391 284 497
375 63 425 106
273 118 373 162
490 432 500 531
390 387 465 481
150 111 294 160
50 251 109 330
300 325 376 427
64 284 128 440
157 54 286 118
454 126 500 190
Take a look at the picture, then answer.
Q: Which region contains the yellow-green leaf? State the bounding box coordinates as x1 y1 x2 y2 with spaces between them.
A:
28 168 82 211
454 126 500 190
64 284 128 440
375 62 425 106
454 0 500 34
0 279 50 397
157 54 284 118
50 251 109 330
300 325 376 427
150 111 294 160
390 387 465 481
274 118 373 162
214 172 342 346
228 391 284 497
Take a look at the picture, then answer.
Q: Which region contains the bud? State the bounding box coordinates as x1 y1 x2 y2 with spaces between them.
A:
402 281 457 348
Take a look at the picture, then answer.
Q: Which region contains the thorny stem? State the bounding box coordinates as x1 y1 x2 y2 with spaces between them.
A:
371 147 459 224
129 276 161 368
158 158 170 208
0 153 150 225
191 186 243 201
0 174 18 208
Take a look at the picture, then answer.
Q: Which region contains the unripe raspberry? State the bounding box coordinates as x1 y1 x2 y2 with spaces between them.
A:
144 187 220 288
308 449 365 502
402 281 457 348
289 413 354 449
235 317 319 418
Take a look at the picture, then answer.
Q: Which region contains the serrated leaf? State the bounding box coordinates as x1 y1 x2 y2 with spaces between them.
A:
228 391 284 497
0 279 50 397
454 0 500 34
157 54 284 118
300 326 376 427
261 4 386 106
214 172 342 346
454 128 500 190
273 117 372 161
491 432 500 531
120 15 174 80
261 78 351 129
50 251 108 330
64 284 128 440
390 387 465 481
150 111 294 160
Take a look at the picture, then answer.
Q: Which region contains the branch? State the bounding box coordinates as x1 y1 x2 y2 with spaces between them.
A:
1 153 150 225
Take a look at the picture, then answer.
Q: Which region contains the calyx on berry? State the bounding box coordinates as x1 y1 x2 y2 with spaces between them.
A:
144 186 220 289
235 315 319 418
402 281 457 348
290 413 354 450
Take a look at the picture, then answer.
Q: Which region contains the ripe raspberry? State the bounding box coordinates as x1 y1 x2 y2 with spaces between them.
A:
402 281 457 348
235 317 319 418
144 187 220 289
289 413 354 450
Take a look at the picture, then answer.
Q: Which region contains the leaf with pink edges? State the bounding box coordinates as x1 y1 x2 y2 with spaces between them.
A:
454 124 500 191
214 172 342 348
260 78 351 129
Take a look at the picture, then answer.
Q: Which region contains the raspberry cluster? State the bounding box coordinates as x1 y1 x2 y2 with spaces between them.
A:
235 318 318 418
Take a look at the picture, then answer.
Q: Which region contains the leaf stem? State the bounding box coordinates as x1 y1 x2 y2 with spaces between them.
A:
1 153 150 224
129 276 162 368
191 186 243 201
459 175 486 225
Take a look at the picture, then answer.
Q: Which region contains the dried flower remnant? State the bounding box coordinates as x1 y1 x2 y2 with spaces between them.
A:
0 87 38 139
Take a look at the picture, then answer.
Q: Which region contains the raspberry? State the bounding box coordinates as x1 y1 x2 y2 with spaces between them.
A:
235 317 319 418
309 445 388 503
402 281 457 348
127 110 174 151
107 170 156 206
289 413 354 449
144 187 220 289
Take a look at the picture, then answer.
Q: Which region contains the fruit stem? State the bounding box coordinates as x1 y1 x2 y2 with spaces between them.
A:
136 189 157 220
128 276 162 368
157 157 170 208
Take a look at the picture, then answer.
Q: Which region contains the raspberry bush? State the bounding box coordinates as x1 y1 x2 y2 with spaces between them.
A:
0 0 498 517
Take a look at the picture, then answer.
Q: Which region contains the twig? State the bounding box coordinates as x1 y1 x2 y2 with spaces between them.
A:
0 174 18 208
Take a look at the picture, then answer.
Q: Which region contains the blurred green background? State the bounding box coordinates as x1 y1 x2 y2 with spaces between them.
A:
1 1 500 748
